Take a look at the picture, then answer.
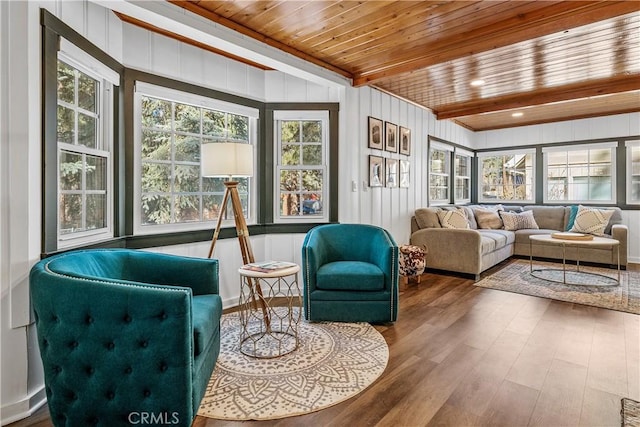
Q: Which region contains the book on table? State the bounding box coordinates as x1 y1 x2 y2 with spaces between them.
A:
241 261 297 273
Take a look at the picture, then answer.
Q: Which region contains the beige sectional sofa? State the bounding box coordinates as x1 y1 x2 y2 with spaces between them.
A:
410 205 628 280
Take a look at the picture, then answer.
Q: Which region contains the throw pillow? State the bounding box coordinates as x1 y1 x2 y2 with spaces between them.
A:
565 205 579 231
436 208 469 229
414 208 442 229
473 206 503 229
500 210 539 231
570 205 615 236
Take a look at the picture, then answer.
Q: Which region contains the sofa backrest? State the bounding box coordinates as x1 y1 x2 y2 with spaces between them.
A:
523 205 566 230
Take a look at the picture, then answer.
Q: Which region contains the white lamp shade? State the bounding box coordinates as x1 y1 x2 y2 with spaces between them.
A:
201 142 253 177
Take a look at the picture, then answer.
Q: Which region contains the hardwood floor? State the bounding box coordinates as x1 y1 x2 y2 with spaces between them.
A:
10 260 640 427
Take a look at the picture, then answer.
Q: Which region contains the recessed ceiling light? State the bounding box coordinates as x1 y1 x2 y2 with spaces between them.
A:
512 112 524 118
470 79 485 86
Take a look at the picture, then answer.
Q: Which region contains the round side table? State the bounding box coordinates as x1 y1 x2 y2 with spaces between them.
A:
237 263 302 358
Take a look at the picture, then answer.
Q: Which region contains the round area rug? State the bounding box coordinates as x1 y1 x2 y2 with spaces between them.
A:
197 308 389 421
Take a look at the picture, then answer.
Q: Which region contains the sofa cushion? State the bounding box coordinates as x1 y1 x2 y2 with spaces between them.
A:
192 294 222 357
474 206 504 229
479 230 515 254
414 208 442 229
570 205 615 236
514 228 560 245
500 210 539 231
316 261 384 291
437 208 469 229
524 206 566 230
459 206 478 229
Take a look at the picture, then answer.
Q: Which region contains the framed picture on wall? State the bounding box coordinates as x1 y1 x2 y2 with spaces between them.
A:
400 160 410 188
368 116 383 150
400 126 411 156
385 121 398 153
369 155 384 187
386 158 398 188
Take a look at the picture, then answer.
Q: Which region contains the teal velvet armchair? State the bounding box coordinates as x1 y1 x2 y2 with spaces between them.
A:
29 249 222 427
302 224 399 323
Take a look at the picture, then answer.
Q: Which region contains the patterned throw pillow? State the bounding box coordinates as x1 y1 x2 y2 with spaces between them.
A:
500 210 539 231
570 205 614 236
436 208 469 229
473 206 503 229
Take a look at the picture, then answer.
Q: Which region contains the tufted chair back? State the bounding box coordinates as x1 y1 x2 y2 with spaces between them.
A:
30 249 222 427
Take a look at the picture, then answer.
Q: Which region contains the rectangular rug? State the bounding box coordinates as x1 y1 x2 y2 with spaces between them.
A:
474 259 639 314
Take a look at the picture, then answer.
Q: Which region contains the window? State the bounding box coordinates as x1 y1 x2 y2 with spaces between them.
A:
627 140 640 204
429 142 452 205
543 142 617 203
454 148 473 204
134 83 258 234
274 111 329 222
56 52 115 249
478 149 535 203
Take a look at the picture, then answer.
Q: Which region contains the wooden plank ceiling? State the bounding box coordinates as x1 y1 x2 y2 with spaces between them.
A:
123 1 640 131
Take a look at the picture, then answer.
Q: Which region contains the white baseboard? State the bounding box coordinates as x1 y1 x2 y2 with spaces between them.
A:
1 386 46 426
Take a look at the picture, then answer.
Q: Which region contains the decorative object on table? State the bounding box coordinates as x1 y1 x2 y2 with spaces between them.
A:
399 159 410 188
551 231 594 241
237 264 301 358
197 308 388 421
385 158 398 188
621 398 640 427
302 223 399 323
398 244 427 287
474 259 639 314
399 126 411 155
30 249 223 426
369 155 384 187
384 121 398 153
367 116 383 150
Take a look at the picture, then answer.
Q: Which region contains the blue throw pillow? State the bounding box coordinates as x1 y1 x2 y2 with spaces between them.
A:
566 205 579 231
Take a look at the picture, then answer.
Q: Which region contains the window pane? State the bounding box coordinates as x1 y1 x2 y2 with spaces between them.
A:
57 106 74 144
175 103 200 134
632 179 640 201
228 114 249 141
78 113 97 148
202 109 225 137
142 130 171 160
203 194 224 220
59 194 82 234
141 194 171 225
302 121 321 143
280 170 301 191
203 176 225 193
174 135 200 162
57 62 74 104
142 97 172 130
280 194 300 216
281 144 300 165
302 145 322 165
78 72 97 112
302 194 322 215
86 155 106 190
480 154 533 201
302 170 323 191
59 151 82 190
174 195 201 223
174 165 200 192
86 194 106 230
141 163 171 192
281 121 300 143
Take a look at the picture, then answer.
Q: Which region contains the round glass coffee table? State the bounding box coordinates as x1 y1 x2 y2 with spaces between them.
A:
237 263 302 358
528 234 620 285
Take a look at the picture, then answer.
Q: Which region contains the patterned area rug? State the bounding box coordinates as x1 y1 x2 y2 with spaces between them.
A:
622 398 640 427
475 259 639 314
197 308 389 420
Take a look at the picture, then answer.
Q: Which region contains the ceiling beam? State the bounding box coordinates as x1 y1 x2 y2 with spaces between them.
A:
168 0 353 79
353 1 640 87
435 74 640 120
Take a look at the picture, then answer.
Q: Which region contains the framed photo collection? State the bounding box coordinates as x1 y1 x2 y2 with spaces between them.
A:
366 117 411 188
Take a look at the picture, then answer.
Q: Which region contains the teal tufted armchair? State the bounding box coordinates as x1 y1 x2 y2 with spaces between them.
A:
302 224 399 323
29 249 223 427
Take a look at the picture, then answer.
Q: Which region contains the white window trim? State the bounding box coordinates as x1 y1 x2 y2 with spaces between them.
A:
542 142 617 205
429 145 451 206
477 149 536 204
626 140 640 205
454 151 472 205
274 110 330 224
133 82 258 235
56 51 114 250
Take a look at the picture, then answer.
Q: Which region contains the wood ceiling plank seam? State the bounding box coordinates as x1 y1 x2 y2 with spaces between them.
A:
352 2 640 85
220 1 307 33
249 1 340 41
167 0 353 78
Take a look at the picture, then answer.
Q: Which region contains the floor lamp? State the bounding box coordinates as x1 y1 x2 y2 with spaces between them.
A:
201 142 269 324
